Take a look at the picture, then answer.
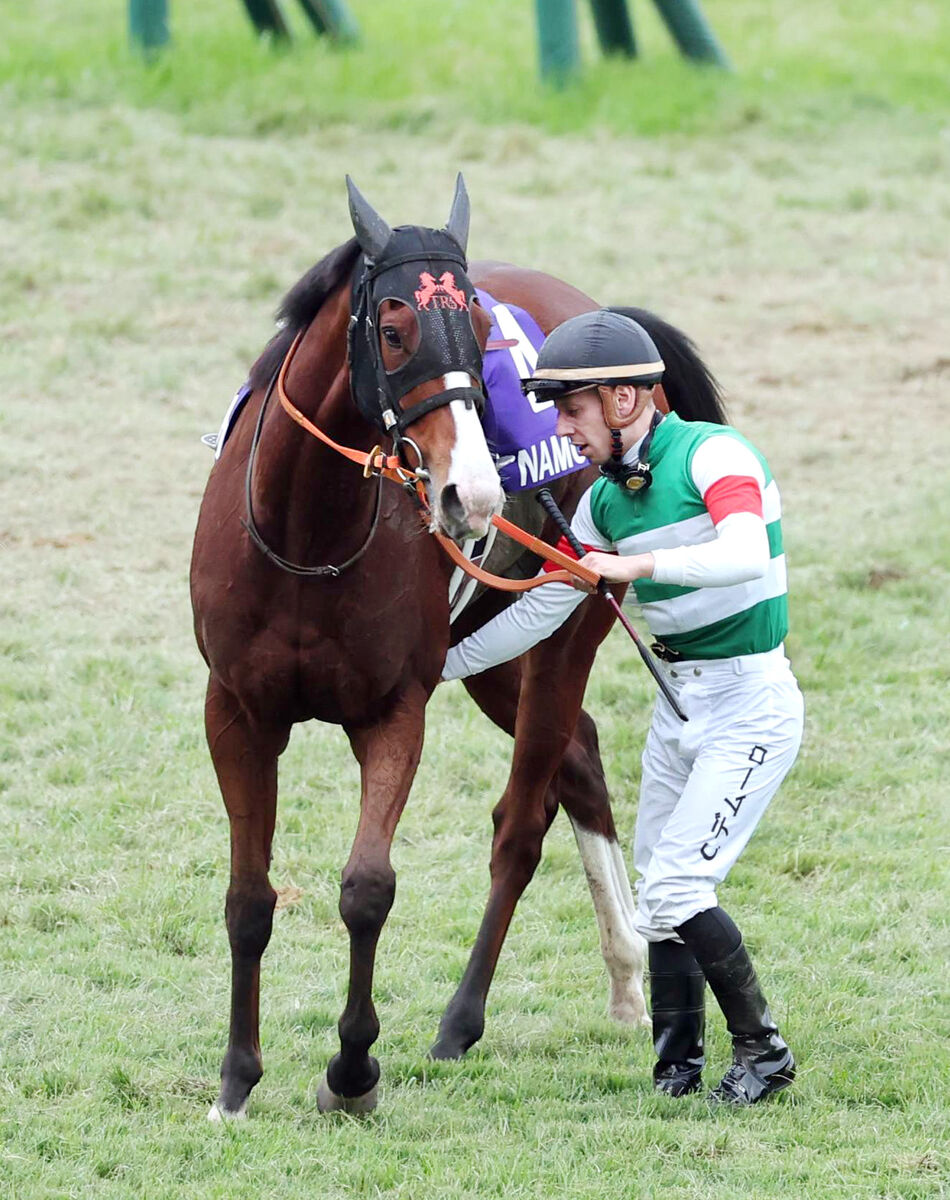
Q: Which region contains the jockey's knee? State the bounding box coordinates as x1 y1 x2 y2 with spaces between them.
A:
635 872 717 942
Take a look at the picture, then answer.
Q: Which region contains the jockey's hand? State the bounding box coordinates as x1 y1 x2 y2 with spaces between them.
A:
572 551 655 592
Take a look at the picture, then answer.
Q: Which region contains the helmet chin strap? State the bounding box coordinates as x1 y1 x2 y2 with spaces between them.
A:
600 391 663 492
598 384 651 458
609 425 626 471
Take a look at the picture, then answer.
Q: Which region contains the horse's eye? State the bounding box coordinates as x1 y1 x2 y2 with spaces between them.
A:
382 328 401 348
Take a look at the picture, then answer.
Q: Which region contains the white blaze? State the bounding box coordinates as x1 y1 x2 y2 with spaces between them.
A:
443 372 503 534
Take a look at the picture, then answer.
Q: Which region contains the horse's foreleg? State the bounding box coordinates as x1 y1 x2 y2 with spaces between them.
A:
205 678 290 1121
317 686 426 1114
430 653 576 1060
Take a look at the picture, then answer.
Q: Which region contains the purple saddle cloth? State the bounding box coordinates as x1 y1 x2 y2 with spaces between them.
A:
477 288 587 492
212 291 588 493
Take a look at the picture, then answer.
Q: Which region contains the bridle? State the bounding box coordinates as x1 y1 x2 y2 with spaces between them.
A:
240 224 601 592
346 245 485 451
241 235 488 578
240 311 600 592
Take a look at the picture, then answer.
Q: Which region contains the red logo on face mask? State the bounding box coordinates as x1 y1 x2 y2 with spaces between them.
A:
415 271 469 311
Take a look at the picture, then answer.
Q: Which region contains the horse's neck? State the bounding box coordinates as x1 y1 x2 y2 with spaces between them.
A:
253 298 379 532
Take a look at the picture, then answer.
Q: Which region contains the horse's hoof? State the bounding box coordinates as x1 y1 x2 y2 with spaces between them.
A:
316 1075 378 1115
429 1011 482 1060
608 983 650 1029
207 1098 248 1122
428 1036 468 1061
608 1001 651 1030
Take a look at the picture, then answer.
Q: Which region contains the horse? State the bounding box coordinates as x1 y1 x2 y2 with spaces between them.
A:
190 175 726 1118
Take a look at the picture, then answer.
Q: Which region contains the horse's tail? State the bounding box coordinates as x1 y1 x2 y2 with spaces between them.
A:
606 306 727 425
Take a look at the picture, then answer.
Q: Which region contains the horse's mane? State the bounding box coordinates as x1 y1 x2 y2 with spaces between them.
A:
249 237 361 389
246 255 727 430
607 306 727 425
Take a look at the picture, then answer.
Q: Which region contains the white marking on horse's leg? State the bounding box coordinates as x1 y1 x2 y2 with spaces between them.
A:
606 837 651 1029
569 818 650 1029
207 1098 248 1122
607 837 639 926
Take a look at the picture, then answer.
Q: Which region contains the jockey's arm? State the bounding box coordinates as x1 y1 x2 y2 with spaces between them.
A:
579 436 771 590
442 438 771 682
441 578 585 681
441 489 609 682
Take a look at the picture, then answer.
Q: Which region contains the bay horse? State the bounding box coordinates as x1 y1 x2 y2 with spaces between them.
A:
190 176 725 1118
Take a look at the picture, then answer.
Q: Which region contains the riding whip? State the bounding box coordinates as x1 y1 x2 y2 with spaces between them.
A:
536 488 688 722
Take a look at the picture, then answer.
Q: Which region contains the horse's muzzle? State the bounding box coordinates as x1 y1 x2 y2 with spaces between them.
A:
437 480 504 541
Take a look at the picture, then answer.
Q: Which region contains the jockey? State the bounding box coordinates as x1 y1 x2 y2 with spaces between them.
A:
442 309 803 1105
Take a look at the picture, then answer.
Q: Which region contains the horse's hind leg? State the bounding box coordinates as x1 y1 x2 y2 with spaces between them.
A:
429 658 553 1058
317 685 426 1114
554 711 649 1029
205 678 289 1121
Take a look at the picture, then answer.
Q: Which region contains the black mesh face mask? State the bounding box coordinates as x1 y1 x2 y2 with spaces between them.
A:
348 226 485 438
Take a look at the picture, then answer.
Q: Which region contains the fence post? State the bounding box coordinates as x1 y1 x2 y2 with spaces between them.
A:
589 0 637 58
241 0 291 38
297 0 360 42
129 0 170 53
536 0 580 84
651 0 730 67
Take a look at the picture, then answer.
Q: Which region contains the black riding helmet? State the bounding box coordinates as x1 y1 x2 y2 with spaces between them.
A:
522 309 664 401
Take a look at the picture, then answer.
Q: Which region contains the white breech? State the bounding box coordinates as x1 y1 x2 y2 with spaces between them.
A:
633 646 804 941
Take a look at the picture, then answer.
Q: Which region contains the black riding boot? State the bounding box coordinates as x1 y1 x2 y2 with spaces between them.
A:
677 908 795 1106
649 940 705 1096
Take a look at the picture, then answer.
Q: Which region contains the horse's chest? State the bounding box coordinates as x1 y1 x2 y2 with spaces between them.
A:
294 601 442 721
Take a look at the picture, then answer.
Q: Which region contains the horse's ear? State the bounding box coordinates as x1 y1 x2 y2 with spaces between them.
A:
445 172 470 256
346 175 392 260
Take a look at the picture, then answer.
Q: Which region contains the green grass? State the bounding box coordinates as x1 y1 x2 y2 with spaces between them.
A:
2 2 950 1197
2 0 949 138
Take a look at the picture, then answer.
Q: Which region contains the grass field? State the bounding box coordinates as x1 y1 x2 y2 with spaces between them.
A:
1 2 949 1197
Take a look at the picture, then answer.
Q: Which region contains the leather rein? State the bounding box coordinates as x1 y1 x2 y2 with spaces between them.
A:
244 326 600 592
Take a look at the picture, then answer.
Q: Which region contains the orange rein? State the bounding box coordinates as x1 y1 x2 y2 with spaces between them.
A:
276 331 600 593
277 331 412 484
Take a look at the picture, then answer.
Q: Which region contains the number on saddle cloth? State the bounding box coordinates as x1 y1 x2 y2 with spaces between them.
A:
203 382 254 460
477 288 588 494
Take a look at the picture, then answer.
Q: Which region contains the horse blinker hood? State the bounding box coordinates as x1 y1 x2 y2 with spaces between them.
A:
345 176 485 439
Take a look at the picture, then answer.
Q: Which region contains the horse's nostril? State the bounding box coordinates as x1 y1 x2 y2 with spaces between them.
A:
440 483 466 529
